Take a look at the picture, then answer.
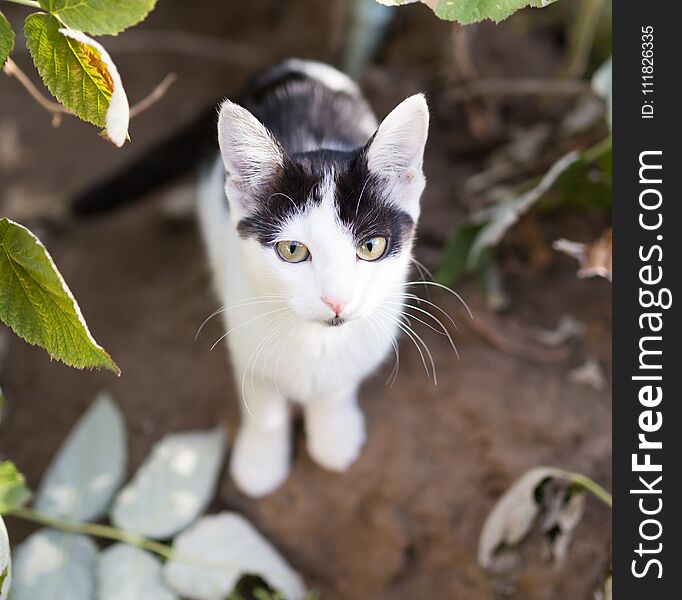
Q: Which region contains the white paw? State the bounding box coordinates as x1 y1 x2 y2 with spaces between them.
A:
230 424 290 497
306 403 366 472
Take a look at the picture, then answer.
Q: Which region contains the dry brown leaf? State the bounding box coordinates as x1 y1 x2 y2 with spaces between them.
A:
478 467 587 572
553 228 612 282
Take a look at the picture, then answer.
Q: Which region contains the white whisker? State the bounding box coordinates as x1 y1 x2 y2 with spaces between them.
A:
210 306 289 351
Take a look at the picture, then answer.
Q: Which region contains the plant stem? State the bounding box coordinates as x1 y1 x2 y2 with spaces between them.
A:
554 469 613 508
4 0 41 8
583 136 612 162
8 507 245 573
8 507 176 560
561 0 604 78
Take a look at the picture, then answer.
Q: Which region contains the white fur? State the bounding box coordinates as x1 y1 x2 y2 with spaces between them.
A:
198 79 429 497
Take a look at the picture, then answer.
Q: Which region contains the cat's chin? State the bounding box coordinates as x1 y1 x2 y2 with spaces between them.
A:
326 316 346 327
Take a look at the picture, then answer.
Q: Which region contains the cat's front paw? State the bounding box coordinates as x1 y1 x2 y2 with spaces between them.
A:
230 424 290 497
306 402 366 472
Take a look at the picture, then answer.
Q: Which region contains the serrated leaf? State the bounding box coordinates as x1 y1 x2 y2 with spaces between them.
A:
164 513 306 600
0 517 10 600
376 0 556 23
11 529 97 600
98 544 178 600
0 461 32 514
0 11 14 68
35 392 126 522
111 429 226 539
0 219 119 373
24 14 130 146
39 0 157 36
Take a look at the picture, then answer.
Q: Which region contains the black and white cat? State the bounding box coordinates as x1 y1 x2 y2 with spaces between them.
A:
198 59 429 497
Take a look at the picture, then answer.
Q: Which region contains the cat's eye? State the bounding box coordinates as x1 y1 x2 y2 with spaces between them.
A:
356 236 387 261
276 240 310 263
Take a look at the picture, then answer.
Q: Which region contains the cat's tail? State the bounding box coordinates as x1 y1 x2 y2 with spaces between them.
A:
71 104 219 217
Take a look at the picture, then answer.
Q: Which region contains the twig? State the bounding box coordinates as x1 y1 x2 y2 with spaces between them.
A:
450 23 478 81
561 0 605 78
3 58 69 127
444 77 594 105
129 72 178 118
467 313 571 364
3 58 177 126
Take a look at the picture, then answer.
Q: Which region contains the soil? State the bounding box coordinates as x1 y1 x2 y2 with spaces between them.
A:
0 1 611 599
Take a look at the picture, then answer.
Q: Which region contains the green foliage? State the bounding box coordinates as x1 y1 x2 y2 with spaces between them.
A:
0 516 9 600
38 0 157 36
5 395 306 599
0 11 14 67
24 13 113 130
376 0 557 24
0 462 32 515
437 139 612 287
7 0 157 145
0 218 119 374
35 393 126 522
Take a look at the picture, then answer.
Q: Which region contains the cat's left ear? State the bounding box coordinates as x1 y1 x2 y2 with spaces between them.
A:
365 94 429 217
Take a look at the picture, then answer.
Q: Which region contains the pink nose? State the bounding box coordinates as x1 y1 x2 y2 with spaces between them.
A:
322 296 346 316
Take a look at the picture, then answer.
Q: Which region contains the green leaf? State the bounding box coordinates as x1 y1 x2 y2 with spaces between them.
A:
99 545 178 600
0 461 32 515
164 513 306 600
111 429 226 539
376 0 557 23
0 11 14 68
0 516 10 600
23 13 130 146
35 392 127 522
0 218 119 373
436 223 482 286
39 0 157 36
592 56 612 131
12 529 98 600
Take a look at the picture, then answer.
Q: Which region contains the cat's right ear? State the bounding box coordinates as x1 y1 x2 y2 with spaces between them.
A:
217 100 284 202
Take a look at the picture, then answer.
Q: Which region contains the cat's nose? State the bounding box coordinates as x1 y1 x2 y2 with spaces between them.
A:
322 296 346 316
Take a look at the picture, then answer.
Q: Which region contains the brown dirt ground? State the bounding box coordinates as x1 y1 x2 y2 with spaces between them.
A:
0 1 611 598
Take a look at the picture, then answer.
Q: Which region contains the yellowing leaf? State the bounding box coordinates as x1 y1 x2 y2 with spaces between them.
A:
0 219 119 373
24 14 130 146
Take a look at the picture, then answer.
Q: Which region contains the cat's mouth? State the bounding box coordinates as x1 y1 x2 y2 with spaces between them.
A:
326 316 346 327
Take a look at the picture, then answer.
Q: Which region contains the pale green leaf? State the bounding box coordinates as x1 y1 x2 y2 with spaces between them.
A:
98 545 178 600
0 11 14 68
39 0 157 36
0 516 10 600
0 219 119 373
11 529 97 600
23 14 130 146
376 0 557 23
467 151 580 267
164 513 306 600
111 429 226 539
592 56 612 131
35 392 126 522
0 461 32 515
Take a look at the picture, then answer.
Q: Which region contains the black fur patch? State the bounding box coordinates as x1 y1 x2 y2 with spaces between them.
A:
237 149 414 258
235 64 414 256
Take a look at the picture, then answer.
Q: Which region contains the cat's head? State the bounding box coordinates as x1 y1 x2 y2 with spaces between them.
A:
217 94 429 326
